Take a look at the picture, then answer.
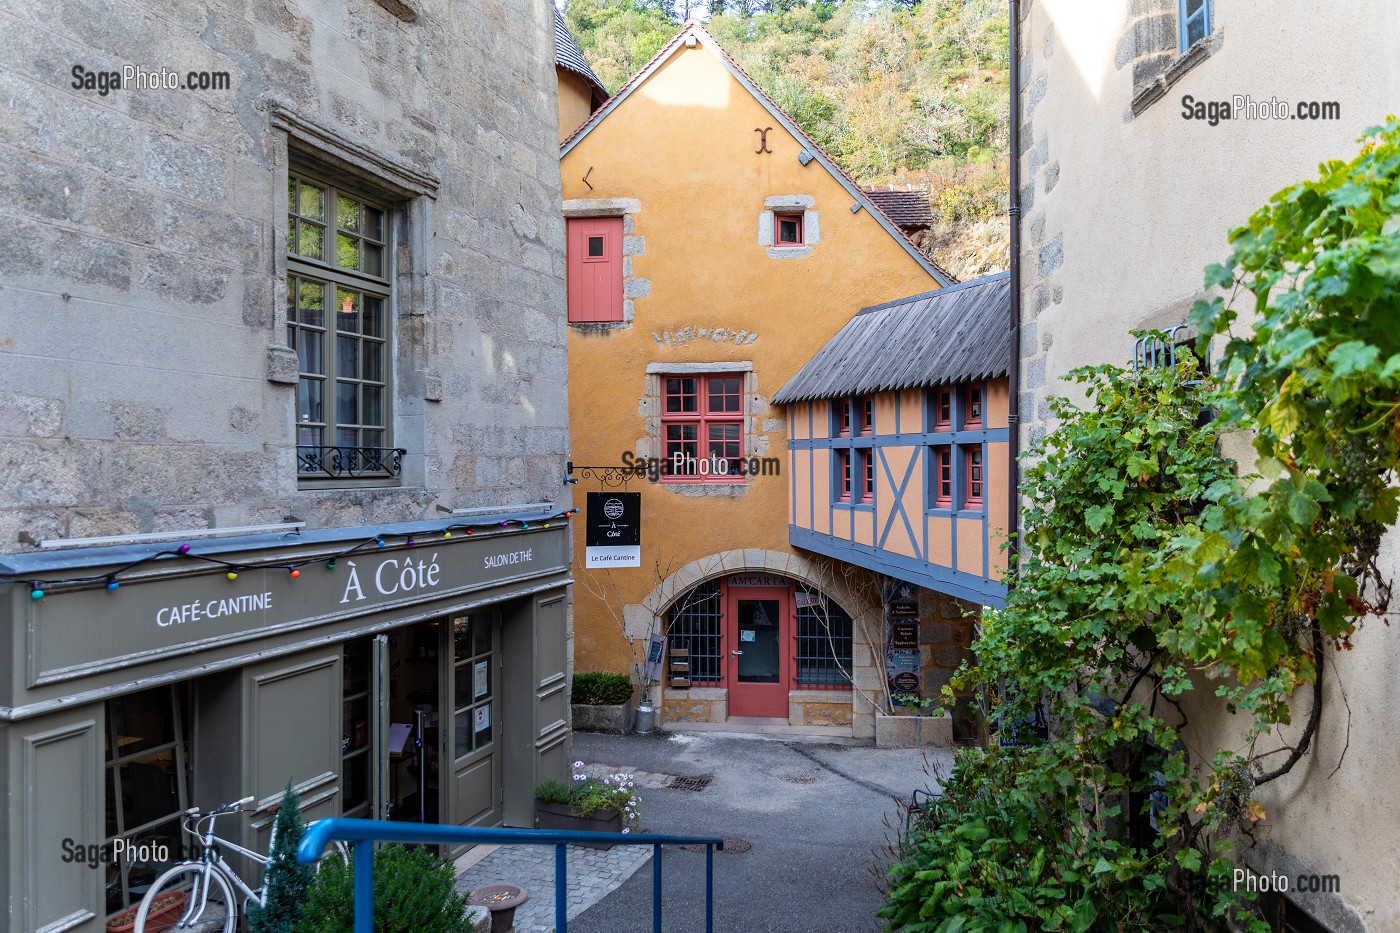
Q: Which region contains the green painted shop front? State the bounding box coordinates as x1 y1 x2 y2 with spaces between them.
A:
0 520 572 931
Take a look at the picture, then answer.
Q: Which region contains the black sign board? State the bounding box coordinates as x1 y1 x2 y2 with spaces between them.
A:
585 492 641 567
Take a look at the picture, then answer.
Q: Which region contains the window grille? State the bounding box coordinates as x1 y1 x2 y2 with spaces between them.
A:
667 580 724 682
795 589 853 688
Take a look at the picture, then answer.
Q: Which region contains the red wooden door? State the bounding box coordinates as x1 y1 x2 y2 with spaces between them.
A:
566 217 623 323
726 585 791 718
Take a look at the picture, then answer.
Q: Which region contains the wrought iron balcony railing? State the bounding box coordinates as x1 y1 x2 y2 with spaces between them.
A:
297 445 407 479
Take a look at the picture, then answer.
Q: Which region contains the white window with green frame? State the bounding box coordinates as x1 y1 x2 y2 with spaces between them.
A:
287 171 401 482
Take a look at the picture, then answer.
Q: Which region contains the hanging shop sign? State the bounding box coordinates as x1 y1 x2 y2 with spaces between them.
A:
585 492 641 567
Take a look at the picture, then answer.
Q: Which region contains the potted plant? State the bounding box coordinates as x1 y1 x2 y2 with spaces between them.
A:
874 693 953 748
105 891 186 933
570 672 636 734
533 764 641 848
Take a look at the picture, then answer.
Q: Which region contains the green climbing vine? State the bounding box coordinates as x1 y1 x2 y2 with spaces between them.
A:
881 117 1400 933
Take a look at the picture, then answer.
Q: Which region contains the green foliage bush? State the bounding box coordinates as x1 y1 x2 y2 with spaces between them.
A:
291 845 475 933
882 118 1400 932
534 777 573 805
572 672 634 705
248 784 316 933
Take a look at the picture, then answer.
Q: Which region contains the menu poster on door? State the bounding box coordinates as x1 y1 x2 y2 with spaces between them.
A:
884 579 921 703
585 492 641 567
474 660 489 699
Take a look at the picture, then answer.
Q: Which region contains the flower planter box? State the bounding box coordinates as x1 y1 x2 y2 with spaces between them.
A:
105 891 187 933
534 799 623 848
875 710 953 748
571 697 635 735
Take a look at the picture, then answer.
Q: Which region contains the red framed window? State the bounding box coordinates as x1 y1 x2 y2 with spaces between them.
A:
836 449 852 501
932 446 953 508
833 399 851 437
566 217 623 323
774 212 804 246
861 450 874 502
859 396 874 435
964 382 984 429
931 385 953 431
663 374 744 482
964 446 984 509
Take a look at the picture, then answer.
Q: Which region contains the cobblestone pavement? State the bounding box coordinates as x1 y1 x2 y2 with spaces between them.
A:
456 839 652 933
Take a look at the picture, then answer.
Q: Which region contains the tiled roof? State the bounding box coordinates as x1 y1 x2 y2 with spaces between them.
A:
773 273 1010 404
554 9 606 100
558 20 957 286
860 186 933 228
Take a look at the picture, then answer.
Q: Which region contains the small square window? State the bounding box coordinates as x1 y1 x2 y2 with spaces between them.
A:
775 213 804 246
587 235 605 258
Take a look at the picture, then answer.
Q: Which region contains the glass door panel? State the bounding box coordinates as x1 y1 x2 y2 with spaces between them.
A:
736 599 781 684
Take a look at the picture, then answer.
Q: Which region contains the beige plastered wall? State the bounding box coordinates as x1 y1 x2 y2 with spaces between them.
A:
1017 2 1400 928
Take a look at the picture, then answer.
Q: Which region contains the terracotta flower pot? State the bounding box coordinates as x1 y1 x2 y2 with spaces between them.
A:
105 890 187 933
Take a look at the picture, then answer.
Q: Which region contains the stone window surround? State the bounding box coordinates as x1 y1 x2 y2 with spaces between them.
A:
1127 14 1224 117
267 104 442 489
638 362 768 497
758 195 820 260
563 198 647 328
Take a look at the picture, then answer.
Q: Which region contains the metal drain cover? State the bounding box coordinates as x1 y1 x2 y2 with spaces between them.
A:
681 836 751 854
665 774 713 792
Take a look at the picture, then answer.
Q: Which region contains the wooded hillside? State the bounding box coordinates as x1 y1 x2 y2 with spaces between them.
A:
562 0 1010 279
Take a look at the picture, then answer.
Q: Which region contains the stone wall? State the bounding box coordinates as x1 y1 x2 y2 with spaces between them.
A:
0 0 567 546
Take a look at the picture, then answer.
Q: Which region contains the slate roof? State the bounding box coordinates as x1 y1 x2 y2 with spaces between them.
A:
860 186 933 228
558 20 957 287
554 10 607 101
772 272 1011 404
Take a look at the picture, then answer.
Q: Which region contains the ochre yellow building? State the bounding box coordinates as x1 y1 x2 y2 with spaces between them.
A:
561 22 960 738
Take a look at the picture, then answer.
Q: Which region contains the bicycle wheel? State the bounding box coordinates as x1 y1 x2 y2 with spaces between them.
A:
135 862 237 933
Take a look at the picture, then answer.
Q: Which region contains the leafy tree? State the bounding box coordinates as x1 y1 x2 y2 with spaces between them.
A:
292 845 476 933
248 784 316 933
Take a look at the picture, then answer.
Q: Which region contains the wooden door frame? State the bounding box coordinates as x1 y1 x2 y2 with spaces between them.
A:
725 583 793 717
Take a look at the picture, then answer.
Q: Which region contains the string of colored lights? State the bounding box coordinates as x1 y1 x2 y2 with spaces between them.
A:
25 509 580 600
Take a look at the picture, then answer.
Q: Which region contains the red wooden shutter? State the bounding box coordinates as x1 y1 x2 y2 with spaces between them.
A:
567 217 623 323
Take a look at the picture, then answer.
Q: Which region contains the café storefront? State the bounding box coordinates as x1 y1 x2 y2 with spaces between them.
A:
0 512 572 932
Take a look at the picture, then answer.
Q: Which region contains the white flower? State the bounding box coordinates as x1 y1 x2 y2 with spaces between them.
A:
621 827 631 834
573 760 583 767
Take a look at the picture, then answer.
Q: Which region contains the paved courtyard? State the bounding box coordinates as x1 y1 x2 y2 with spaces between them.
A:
458 728 951 933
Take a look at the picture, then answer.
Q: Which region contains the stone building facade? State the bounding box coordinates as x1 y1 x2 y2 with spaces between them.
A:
0 1 574 928
1015 1 1400 929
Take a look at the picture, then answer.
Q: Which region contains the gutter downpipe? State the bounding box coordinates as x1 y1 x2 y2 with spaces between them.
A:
1006 0 1022 585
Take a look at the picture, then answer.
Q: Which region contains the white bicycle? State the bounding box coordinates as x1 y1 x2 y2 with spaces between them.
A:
134 796 349 932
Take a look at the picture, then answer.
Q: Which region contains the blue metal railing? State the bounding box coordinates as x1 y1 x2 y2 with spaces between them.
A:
297 818 724 933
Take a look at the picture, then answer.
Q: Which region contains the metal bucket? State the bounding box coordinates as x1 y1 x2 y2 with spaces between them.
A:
634 699 655 735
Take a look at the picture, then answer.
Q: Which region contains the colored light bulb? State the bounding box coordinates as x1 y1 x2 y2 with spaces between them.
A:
107 580 120 591
375 538 385 548
443 531 452 539
326 560 336 570
227 571 238 581
30 587 44 600
290 569 300 578
178 544 191 555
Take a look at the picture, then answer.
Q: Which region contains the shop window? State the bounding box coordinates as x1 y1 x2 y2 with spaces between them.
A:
794 587 853 688
104 686 189 914
774 212 804 246
288 172 398 482
667 580 724 683
662 374 745 482
930 446 953 508
963 382 983 429
566 216 624 323
963 446 984 510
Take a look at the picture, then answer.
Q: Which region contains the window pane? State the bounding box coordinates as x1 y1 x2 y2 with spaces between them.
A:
110 689 175 757
298 332 323 375
337 194 359 232
779 217 800 243
299 378 323 423
363 343 383 382
337 233 360 271
298 181 325 220
287 216 296 256
105 768 118 838
455 710 473 755
336 427 359 447
337 381 358 426
473 614 491 655
363 385 383 427
298 222 325 260
362 243 383 277
587 235 604 257
665 377 697 412
338 335 359 379
120 749 179 828
298 425 323 447
1185 14 1206 44
360 429 382 449
286 275 297 324
336 289 359 330
362 297 384 338
298 280 324 327
1184 0 1204 14
474 702 493 748
364 206 384 241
